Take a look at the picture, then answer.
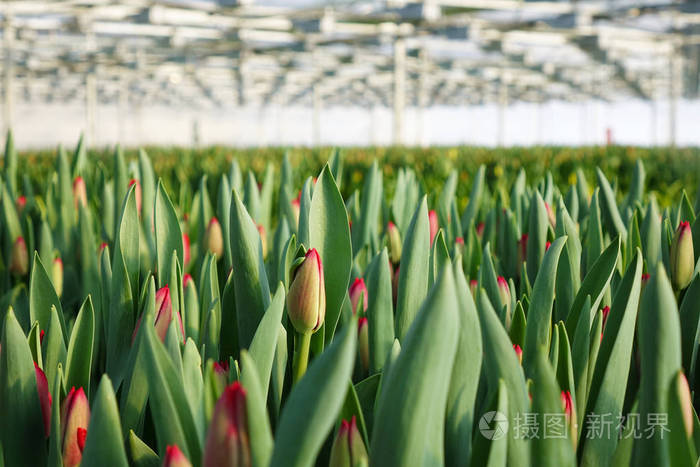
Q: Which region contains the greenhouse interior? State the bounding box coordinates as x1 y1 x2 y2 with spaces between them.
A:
1 2 700 467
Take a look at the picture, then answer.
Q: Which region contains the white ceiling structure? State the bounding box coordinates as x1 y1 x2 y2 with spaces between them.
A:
1 0 699 146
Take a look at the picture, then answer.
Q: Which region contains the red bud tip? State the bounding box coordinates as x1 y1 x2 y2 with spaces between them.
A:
428 210 439 246
183 274 193 287
642 273 650 282
16 195 27 212
476 222 485 237
34 363 51 437
513 344 523 364
164 444 192 467
182 233 191 267
358 317 368 331
601 306 610 328
77 428 87 452
40 329 45 344
214 361 230 374
679 220 691 231
561 391 573 418
349 277 369 314
545 241 551 251
209 217 220 226
456 237 464 245
497 276 508 287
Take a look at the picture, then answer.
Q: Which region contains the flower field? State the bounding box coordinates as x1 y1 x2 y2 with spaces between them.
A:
1 133 700 466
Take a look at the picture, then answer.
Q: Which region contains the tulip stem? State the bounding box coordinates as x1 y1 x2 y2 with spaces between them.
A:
293 331 312 383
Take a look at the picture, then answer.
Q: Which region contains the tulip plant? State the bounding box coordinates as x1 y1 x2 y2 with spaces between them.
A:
1 131 700 467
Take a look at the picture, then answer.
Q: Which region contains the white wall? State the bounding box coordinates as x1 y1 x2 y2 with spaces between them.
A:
4 98 699 149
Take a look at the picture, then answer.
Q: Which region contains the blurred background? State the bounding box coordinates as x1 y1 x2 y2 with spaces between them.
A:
1 0 699 149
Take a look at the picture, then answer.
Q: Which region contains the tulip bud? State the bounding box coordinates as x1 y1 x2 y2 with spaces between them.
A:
291 194 301 227
358 318 369 373
205 217 224 260
545 241 551 252
212 361 229 395
497 276 511 323
40 329 45 344
53 257 64 297
257 224 267 259
61 387 90 467
675 372 694 437
601 306 610 329
182 233 191 269
670 221 694 290
469 279 478 298
183 273 194 288
391 265 400 307
73 176 87 210
387 222 401 264
287 248 325 334
545 202 556 228
329 416 368 467
128 179 142 216
518 234 528 266
203 382 251 467
99 242 108 254
513 344 522 365
455 237 464 255
561 390 577 448
10 236 29 276
153 285 174 342
476 222 485 238
349 278 368 315
164 445 193 467
428 210 439 246
34 363 51 437
16 195 27 215
133 285 185 344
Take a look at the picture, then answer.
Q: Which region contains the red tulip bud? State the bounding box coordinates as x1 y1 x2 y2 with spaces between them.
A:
387 222 402 264
40 329 45 344
205 217 224 260
476 222 485 238
670 221 694 290
73 176 87 210
513 344 522 365
518 234 528 265
349 278 368 314
34 363 51 437
183 273 194 288
428 210 439 246
561 390 577 448
257 224 267 259
10 236 29 276
61 387 90 467
358 318 369 373
675 372 694 437
545 241 551 252
203 382 251 467
99 242 108 254
133 285 185 344
545 202 556 228
53 257 64 298
287 249 326 334
329 416 368 467
601 306 610 329
469 279 478 298
182 233 191 268
16 195 27 215
128 179 142 216
164 445 193 467
212 361 229 393
497 276 511 321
